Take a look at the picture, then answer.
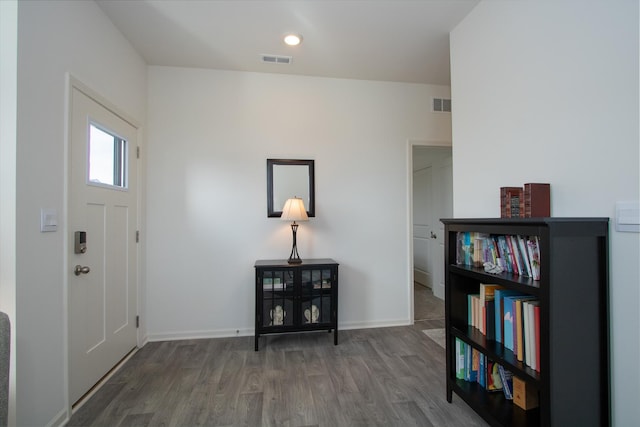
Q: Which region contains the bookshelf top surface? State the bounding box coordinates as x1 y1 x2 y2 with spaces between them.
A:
441 217 609 237
440 217 609 225
255 258 338 268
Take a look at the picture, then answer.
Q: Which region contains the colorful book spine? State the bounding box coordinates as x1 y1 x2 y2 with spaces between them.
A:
517 235 532 277
534 303 541 372
516 299 524 361
526 236 541 280
503 295 517 351
498 364 513 400
456 338 465 379
486 360 503 392
478 352 486 387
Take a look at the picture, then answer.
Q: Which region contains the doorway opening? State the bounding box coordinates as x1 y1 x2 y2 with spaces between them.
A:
410 143 452 325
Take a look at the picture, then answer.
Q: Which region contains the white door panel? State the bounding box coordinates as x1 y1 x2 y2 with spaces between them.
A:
413 167 433 288
432 156 453 299
69 87 137 404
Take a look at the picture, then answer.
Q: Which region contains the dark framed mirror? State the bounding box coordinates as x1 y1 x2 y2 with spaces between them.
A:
267 159 315 217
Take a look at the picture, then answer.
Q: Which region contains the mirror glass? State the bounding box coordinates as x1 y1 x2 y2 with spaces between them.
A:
267 159 315 217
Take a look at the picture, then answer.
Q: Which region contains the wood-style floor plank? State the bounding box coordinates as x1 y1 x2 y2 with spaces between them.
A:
69 292 488 427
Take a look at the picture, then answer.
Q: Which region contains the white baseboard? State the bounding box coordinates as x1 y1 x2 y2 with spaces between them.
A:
46 408 68 427
433 283 445 300
145 319 413 343
339 319 412 330
414 269 431 288
146 327 254 342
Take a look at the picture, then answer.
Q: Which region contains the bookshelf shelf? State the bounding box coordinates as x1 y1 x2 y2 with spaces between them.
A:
442 218 609 427
451 326 541 383
450 265 540 292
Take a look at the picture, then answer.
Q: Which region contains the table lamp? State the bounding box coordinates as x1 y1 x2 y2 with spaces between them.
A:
281 197 308 264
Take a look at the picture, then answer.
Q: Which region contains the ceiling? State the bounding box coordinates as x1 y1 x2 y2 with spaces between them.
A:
96 0 479 86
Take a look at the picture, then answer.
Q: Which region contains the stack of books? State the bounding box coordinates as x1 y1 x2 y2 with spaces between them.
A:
466 285 541 372
500 183 550 218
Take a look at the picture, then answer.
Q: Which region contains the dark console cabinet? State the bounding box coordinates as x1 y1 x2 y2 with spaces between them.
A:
254 259 339 351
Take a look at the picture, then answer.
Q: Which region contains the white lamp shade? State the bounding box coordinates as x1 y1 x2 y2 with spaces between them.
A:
281 197 308 221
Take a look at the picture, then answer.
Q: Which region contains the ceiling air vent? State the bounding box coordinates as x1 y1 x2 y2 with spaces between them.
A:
261 54 292 64
433 98 452 113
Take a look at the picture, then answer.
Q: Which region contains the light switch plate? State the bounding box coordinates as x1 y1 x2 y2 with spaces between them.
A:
615 201 640 233
40 208 58 232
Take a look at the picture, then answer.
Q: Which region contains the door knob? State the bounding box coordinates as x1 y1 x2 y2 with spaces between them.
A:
74 265 91 276
430 231 437 239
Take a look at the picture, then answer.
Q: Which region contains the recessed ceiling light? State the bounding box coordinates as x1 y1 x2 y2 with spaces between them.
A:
283 34 302 46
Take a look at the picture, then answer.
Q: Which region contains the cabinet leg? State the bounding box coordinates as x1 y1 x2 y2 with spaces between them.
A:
255 335 259 351
334 329 338 345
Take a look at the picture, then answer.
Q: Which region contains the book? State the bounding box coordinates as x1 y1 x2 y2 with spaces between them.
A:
473 234 489 268
479 284 502 337
473 236 483 268
526 236 541 280
515 298 524 361
524 183 550 218
534 303 541 372
467 345 479 382
486 359 503 392
524 300 539 369
494 289 527 344
455 338 465 379
498 364 513 400
504 294 536 352
463 232 472 266
514 295 537 358
500 186 524 218
456 232 466 265
468 294 480 330
517 235 532 277
509 188 524 218
496 235 513 273
478 351 485 387
479 283 503 305
485 299 496 341
503 295 516 351
509 235 523 276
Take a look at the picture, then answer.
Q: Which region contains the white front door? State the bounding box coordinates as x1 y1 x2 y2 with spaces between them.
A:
68 86 138 404
413 166 433 288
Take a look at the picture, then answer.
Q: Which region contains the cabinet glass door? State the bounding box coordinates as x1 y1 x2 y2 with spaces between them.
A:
262 269 294 327
300 268 333 325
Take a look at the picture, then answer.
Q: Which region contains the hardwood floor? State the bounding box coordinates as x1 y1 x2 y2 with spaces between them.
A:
414 282 444 321
68 302 487 426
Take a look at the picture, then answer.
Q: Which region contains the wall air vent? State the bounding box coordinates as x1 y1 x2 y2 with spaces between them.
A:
432 98 452 113
261 54 292 64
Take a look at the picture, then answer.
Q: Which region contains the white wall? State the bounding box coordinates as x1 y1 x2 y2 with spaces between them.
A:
16 1 146 425
0 1 18 425
450 1 639 425
146 66 452 340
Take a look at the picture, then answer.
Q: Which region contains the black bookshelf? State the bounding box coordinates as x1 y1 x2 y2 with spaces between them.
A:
441 218 609 427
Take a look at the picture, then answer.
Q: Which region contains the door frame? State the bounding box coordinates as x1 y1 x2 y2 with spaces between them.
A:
406 139 452 323
63 74 143 415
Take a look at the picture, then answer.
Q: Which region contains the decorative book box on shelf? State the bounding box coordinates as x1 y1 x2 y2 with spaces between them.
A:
254 259 339 351
441 218 609 427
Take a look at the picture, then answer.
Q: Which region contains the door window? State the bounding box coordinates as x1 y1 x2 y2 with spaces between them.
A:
88 123 127 189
